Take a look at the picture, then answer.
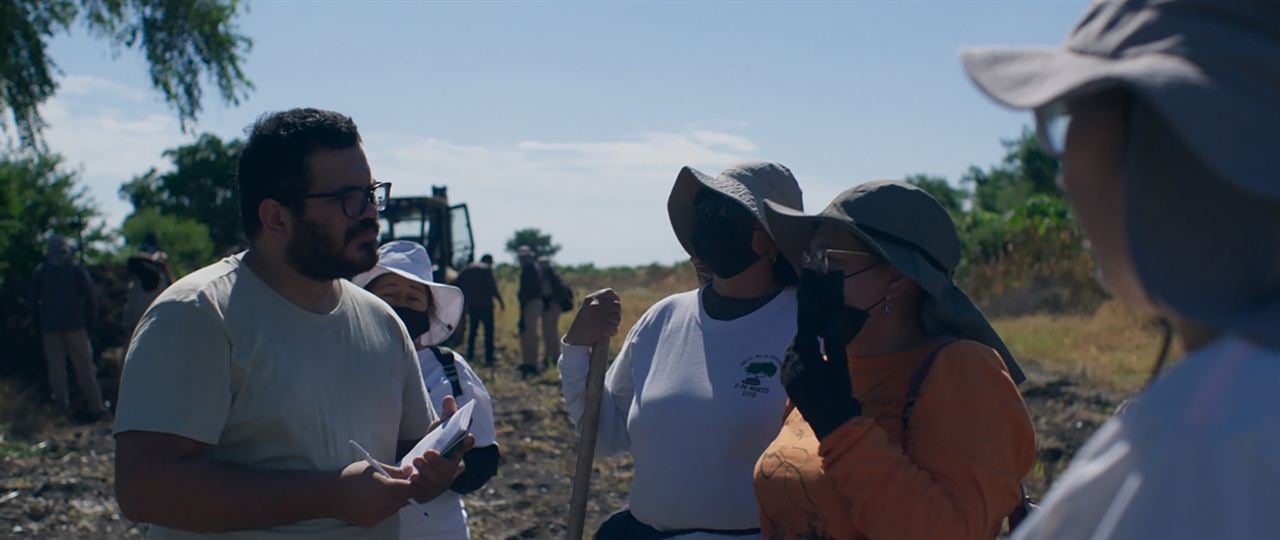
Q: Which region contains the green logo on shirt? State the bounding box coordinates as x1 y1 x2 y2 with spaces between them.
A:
736 356 781 397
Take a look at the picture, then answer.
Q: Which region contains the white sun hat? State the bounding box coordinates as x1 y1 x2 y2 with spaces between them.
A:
352 240 465 347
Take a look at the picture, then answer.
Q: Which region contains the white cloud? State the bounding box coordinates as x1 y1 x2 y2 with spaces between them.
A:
57 74 148 102
691 130 758 153
29 73 764 266
365 129 761 266
33 75 187 229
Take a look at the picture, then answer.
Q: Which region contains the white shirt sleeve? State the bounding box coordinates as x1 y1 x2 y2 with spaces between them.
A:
558 330 638 458
450 354 498 448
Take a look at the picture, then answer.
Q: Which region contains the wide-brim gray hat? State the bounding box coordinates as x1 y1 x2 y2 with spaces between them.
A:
765 181 1026 384
963 0 1280 348
668 161 805 261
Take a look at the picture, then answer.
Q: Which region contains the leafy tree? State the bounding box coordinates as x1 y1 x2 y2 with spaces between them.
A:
0 151 107 287
0 0 252 149
120 209 213 276
905 173 967 215
962 129 1060 214
505 228 561 260
119 133 243 252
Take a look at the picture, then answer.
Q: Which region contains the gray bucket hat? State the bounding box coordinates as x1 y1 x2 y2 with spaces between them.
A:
963 0 1280 347
765 181 1026 384
668 161 804 263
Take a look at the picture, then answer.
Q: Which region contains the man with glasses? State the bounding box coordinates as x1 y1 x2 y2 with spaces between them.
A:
112 108 464 539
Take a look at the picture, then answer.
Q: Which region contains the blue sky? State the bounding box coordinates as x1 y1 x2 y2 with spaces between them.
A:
35 0 1085 266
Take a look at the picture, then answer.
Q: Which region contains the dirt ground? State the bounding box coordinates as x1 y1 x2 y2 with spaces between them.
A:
0 338 1124 539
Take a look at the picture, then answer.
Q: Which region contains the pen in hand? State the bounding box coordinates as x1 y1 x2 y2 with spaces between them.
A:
348 440 428 515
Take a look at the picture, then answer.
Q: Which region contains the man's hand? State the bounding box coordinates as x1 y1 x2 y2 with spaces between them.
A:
405 444 471 503
563 289 622 347
406 395 472 503
332 461 415 527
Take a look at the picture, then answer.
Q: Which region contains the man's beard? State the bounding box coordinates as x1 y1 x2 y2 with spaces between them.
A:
285 217 379 281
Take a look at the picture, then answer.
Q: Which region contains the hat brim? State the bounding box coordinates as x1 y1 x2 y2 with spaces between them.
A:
669 165 793 261
764 199 1026 383
353 266 465 346
763 199 891 273
960 46 1200 111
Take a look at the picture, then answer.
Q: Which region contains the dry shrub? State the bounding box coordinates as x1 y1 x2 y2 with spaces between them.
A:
958 195 1109 317
995 300 1177 393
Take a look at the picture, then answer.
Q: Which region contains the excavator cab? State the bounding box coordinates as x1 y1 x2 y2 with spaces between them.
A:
379 185 475 283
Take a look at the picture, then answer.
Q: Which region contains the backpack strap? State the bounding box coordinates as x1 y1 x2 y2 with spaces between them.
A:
897 337 1040 533
901 337 959 433
428 346 465 398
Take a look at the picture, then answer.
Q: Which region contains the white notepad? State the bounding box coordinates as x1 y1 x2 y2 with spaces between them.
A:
398 400 476 468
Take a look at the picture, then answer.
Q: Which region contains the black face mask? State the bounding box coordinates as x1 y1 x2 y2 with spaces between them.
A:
796 269 885 366
393 306 431 341
690 191 761 279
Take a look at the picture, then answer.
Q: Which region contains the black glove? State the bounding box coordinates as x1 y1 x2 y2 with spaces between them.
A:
450 444 500 495
782 269 863 440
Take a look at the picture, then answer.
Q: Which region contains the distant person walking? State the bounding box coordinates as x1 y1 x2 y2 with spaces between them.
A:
538 256 571 368
454 254 504 366
122 240 174 334
963 0 1280 537
517 245 544 377
31 234 107 419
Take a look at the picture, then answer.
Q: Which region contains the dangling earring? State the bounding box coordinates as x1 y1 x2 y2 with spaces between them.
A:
883 294 892 315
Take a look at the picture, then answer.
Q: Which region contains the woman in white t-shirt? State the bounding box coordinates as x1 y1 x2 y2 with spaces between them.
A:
559 161 805 539
354 241 500 540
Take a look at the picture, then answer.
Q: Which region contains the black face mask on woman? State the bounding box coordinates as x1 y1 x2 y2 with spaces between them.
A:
690 190 762 279
392 306 431 341
795 268 887 368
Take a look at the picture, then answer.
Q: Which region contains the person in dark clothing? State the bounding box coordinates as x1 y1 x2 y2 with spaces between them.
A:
516 245 544 377
538 257 572 367
454 254 505 366
30 234 107 418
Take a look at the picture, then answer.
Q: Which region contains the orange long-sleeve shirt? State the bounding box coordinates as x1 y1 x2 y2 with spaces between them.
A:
753 339 1035 540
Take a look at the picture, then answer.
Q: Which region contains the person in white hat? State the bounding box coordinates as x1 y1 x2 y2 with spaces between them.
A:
354 241 501 540
561 161 805 538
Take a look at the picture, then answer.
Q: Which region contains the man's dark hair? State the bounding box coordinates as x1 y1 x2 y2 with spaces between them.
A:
237 108 362 239
480 254 494 264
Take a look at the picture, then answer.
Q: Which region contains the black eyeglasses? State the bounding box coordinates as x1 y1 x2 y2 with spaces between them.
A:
304 182 392 219
801 248 882 279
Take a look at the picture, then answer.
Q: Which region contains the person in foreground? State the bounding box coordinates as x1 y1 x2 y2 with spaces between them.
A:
562 161 805 539
112 108 469 539
753 181 1035 539
962 0 1280 537
354 240 500 540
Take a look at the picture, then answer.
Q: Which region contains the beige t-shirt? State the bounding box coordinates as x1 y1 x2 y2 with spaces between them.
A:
114 254 436 540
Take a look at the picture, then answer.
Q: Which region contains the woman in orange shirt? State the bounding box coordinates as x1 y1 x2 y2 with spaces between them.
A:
753 180 1035 540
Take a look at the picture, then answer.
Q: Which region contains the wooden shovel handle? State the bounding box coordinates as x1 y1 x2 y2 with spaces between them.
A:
567 338 611 539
